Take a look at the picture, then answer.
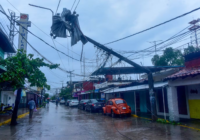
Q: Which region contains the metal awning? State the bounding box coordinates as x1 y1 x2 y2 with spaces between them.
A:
0 28 15 53
91 66 183 75
104 82 168 94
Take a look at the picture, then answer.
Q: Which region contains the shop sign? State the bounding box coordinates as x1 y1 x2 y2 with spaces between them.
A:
101 93 105 98
95 89 99 93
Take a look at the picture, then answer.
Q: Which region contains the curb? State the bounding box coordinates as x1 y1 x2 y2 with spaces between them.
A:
131 114 200 131
0 108 40 127
131 114 152 120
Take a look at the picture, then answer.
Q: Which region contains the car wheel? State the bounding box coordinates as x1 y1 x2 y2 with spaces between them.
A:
90 107 92 113
111 110 115 118
102 110 106 115
85 106 87 111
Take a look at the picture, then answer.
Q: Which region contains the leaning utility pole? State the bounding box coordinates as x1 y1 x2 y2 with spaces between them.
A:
85 37 157 121
28 4 157 121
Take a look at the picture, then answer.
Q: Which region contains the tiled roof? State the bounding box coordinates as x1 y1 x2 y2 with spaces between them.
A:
165 67 200 80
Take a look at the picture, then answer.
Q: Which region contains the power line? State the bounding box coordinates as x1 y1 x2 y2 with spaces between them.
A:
6 0 20 13
0 8 88 77
51 38 68 70
5 0 96 63
104 6 200 45
71 0 77 11
127 29 192 58
73 0 80 12
55 0 61 14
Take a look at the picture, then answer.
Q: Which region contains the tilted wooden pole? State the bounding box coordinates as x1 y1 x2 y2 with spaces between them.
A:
85 36 157 121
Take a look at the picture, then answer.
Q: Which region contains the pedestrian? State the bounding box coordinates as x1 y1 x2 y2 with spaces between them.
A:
56 98 59 106
47 99 49 106
28 98 36 118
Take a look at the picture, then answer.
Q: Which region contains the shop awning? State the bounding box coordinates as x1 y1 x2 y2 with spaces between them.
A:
104 82 168 94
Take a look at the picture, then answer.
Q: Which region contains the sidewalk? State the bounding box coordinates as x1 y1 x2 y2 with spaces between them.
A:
0 108 29 123
134 112 200 131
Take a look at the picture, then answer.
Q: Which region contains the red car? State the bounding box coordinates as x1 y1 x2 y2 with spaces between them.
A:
102 98 131 117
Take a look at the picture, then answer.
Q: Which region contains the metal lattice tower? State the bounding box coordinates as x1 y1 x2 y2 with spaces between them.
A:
7 12 16 57
189 19 200 47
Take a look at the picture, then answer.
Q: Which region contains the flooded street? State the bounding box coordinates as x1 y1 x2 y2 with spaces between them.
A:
0 103 200 140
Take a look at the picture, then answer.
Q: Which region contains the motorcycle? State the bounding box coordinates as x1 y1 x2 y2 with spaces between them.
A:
0 104 13 115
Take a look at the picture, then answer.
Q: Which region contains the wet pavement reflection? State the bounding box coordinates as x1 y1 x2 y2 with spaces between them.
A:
0 103 200 140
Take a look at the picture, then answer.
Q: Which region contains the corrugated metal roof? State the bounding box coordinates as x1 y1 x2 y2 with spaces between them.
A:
104 82 168 94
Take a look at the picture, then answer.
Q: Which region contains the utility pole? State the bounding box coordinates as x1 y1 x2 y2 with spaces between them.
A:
0 6 17 57
149 40 162 55
83 54 85 81
67 70 75 84
189 19 200 47
8 12 15 57
86 36 157 121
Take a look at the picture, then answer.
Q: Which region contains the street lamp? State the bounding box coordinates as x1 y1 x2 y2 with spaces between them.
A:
29 4 54 16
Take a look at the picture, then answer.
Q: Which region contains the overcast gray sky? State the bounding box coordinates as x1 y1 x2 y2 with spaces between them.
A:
1 0 200 93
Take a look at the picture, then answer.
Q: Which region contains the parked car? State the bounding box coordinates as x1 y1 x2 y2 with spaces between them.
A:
85 99 104 113
69 99 79 107
102 98 131 118
60 99 65 104
66 99 72 106
78 99 89 110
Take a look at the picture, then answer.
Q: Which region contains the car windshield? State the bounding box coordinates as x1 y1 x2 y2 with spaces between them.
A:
115 100 126 104
82 100 89 102
71 100 78 102
91 99 98 103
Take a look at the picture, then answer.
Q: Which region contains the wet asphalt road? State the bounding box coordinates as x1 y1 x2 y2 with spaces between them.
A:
0 103 200 140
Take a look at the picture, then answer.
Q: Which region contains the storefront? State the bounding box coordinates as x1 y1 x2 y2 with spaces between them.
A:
103 82 169 116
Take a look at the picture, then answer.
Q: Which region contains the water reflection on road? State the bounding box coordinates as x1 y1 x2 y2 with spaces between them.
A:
0 103 199 140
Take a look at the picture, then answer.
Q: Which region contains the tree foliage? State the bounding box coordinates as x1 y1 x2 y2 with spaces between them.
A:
0 51 59 90
151 47 184 66
151 46 200 66
184 46 200 55
44 93 49 99
51 95 56 100
59 86 73 100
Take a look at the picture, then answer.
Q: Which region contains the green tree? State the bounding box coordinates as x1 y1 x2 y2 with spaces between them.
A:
44 93 49 99
184 46 200 55
0 50 59 125
151 47 184 66
59 86 73 100
51 95 56 100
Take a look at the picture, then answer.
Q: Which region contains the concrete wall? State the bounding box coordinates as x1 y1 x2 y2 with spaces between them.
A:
1 91 16 107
